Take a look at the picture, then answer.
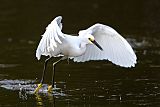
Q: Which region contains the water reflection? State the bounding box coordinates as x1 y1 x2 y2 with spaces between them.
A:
0 79 64 106
0 75 160 106
34 93 56 107
35 94 43 107
0 36 160 106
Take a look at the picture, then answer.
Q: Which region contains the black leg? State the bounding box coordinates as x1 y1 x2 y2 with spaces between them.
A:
52 63 56 87
34 57 51 93
52 57 67 86
48 56 66 92
40 57 52 83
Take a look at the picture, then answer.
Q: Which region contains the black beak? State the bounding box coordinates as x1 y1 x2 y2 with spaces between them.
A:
92 40 103 51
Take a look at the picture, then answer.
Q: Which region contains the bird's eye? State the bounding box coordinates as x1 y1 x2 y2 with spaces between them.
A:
88 38 92 41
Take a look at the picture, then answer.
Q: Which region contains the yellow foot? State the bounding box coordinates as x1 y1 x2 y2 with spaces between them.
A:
34 83 42 94
47 85 53 93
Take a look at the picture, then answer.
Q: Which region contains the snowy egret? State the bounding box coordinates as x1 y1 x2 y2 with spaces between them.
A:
34 16 137 93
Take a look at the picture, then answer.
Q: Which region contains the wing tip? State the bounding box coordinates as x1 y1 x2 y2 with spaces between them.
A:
120 61 137 68
36 53 41 60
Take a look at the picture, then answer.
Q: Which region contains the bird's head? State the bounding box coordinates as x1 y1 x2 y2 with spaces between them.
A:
87 34 103 51
88 34 95 44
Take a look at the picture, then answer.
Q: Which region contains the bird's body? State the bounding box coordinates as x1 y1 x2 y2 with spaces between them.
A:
34 16 137 93
37 33 88 57
59 34 87 57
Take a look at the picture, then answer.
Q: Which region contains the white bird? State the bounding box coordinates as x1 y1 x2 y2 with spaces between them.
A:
34 16 137 93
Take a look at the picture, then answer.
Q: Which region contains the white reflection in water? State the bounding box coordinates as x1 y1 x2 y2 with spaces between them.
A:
0 78 160 106
0 64 20 68
0 79 66 96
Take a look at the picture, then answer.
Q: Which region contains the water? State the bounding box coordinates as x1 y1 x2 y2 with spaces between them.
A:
0 0 160 107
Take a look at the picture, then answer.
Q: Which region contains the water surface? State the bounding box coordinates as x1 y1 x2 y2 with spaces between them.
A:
0 0 160 107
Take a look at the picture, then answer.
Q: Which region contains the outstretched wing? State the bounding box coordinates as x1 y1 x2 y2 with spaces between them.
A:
36 16 65 60
73 24 137 67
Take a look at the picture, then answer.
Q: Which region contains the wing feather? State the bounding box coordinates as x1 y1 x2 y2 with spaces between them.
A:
73 24 137 67
36 16 65 60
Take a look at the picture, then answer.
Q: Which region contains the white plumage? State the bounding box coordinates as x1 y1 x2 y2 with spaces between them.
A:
36 16 137 67
36 16 65 60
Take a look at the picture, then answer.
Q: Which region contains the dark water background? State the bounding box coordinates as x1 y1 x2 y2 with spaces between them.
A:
0 0 160 106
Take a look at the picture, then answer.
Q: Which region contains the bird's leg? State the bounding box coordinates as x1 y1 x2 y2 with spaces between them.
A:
34 57 51 94
48 56 66 92
67 58 70 64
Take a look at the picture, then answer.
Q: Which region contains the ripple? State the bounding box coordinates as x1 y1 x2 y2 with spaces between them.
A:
0 79 34 84
0 79 66 96
149 65 160 68
0 64 20 68
97 95 105 98
127 37 160 48
135 78 149 82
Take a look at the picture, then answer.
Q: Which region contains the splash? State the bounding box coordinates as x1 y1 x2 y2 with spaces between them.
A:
0 79 66 96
